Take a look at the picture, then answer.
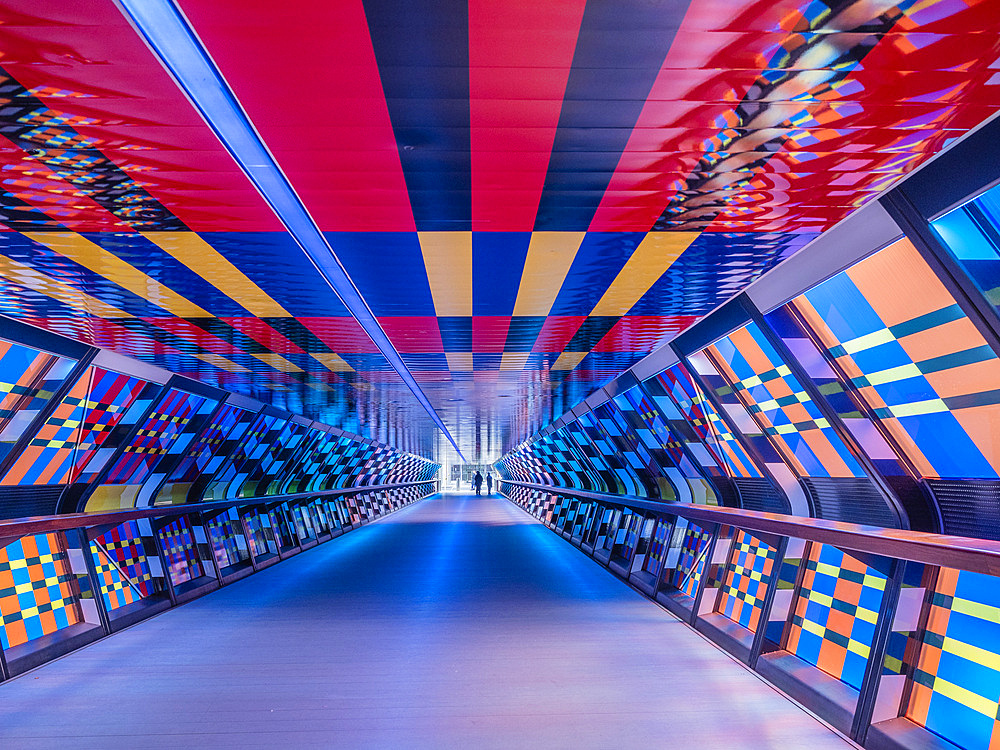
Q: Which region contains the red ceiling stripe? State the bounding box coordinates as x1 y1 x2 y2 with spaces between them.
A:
471 316 511 353
177 0 416 232
0 1 284 232
468 0 587 232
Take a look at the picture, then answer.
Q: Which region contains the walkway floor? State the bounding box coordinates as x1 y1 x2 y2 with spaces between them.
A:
0 494 854 749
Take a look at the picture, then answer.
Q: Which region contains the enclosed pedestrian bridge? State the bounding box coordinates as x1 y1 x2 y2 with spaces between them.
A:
1 1 1000 748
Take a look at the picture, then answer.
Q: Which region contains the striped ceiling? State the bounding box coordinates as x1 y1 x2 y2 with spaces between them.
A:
0 0 997 460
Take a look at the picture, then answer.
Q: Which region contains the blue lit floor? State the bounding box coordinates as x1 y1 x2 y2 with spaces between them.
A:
0 494 853 749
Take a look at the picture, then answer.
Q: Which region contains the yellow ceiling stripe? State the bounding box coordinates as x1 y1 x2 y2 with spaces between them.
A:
251 352 303 373
311 353 355 372
26 232 212 318
513 232 585 316
141 232 289 318
551 351 588 371
590 232 699 316
418 232 472 316
191 353 250 373
0 255 131 319
500 352 529 371
446 352 474 371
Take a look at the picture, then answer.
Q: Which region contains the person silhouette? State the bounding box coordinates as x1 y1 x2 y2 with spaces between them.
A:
474 471 483 496
486 473 493 494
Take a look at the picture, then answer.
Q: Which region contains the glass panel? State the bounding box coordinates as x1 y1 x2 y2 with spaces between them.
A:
0 533 82 649
1 367 147 486
791 237 1000 479
785 543 887 689
0 341 77 463
932 181 1000 312
702 321 867 479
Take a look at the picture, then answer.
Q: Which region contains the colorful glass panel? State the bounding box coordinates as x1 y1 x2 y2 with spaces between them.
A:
656 361 763 479
0 533 81 649
785 543 886 689
1 367 146 485
0 342 76 463
703 322 866 479
907 568 1000 750
669 523 712 598
103 389 209 486
716 530 778 632
791 238 1000 479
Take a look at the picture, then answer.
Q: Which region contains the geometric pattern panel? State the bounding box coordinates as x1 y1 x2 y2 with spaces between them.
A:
704 321 868 479
907 567 1000 750
207 511 245 569
786 543 887 690
669 522 713 599
0 341 77 464
656 361 764 479
0 366 148 486
792 238 1000 480
90 520 156 611
0 533 82 649
103 388 209 487
157 517 201 586
716 530 778 633
933 179 1000 324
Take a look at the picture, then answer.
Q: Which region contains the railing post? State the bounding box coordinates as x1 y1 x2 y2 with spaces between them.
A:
73 527 113 636
851 557 904 745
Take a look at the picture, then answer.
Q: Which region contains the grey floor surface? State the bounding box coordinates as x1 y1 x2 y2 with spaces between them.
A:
0 493 855 749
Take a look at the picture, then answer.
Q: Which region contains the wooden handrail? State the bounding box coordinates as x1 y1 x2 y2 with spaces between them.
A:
500 480 1000 576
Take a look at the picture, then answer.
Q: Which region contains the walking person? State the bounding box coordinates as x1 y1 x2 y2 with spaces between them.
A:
474 470 483 496
486 473 493 495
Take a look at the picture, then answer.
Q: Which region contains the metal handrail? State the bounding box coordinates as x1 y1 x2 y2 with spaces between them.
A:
0 480 438 539
500 479 1000 576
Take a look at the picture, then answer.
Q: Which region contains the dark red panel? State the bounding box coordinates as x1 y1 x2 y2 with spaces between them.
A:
298 318 382 354
531 317 585 353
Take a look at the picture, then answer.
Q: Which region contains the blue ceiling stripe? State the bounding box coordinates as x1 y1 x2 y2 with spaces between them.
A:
199 233 352 317
472 232 531 316
549 232 646 316
362 0 472 231
327 232 436 317
533 0 692 231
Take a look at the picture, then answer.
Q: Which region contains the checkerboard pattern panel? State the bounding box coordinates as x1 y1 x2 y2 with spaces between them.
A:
157 517 201 586
0 533 82 649
716 530 778 632
792 237 1000 479
786 543 887 689
90 520 156 611
669 523 713 599
907 568 1000 750
655 362 763 479
207 512 245 568
104 389 208 486
0 341 77 462
705 322 867 478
